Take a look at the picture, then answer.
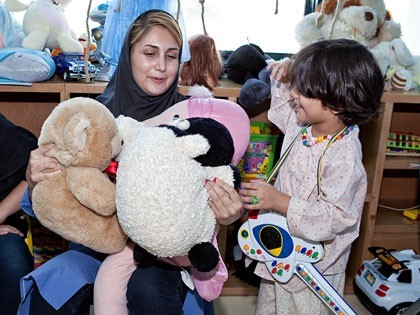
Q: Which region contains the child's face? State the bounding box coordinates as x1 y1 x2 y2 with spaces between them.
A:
290 88 337 125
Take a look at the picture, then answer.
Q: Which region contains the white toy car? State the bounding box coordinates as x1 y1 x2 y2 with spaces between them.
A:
353 246 420 315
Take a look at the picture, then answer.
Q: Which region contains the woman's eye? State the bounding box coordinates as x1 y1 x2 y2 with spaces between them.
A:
167 54 177 59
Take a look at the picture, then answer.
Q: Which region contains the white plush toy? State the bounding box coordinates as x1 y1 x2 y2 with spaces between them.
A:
113 86 249 276
115 115 240 272
294 0 401 49
4 0 83 53
295 2 376 48
372 38 418 90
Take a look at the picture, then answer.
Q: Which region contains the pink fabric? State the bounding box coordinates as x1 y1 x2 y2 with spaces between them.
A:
187 96 250 164
93 242 136 315
190 232 228 301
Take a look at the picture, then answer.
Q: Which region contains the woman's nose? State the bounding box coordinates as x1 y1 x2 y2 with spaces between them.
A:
156 56 166 72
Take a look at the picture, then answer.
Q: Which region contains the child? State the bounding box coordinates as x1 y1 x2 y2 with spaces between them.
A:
179 34 223 90
239 39 384 314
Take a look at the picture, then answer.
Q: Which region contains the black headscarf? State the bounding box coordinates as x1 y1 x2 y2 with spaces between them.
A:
97 9 186 121
0 113 37 201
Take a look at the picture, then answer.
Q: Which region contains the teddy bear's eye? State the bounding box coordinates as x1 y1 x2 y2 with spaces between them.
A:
121 140 124 146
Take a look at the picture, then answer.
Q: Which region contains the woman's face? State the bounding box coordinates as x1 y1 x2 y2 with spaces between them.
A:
131 26 180 96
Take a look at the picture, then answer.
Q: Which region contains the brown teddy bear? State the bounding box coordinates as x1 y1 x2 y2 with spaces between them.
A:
31 97 127 254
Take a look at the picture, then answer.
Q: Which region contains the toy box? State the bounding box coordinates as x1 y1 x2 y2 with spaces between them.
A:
237 122 279 181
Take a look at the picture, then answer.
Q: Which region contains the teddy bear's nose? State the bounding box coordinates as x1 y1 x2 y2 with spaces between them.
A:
365 11 374 21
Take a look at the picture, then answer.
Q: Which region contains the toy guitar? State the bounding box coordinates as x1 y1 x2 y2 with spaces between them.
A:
237 209 357 315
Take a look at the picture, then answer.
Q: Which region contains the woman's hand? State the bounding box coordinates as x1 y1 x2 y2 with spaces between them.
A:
0 224 24 237
25 144 62 191
206 179 244 225
239 179 291 215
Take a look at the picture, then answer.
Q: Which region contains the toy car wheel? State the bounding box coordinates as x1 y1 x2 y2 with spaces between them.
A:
63 70 71 82
389 302 412 315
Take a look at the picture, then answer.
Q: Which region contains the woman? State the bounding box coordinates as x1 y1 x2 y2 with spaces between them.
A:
22 10 244 315
0 113 37 315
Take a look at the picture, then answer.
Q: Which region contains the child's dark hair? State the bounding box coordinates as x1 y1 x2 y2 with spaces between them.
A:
287 39 384 125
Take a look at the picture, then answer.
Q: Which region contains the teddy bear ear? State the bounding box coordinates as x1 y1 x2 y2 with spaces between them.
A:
176 134 210 159
63 112 91 155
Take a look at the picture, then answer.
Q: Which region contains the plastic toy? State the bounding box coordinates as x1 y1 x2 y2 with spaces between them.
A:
238 210 357 315
387 132 420 153
52 52 97 81
237 121 279 182
403 209 420 221
353 246 420 314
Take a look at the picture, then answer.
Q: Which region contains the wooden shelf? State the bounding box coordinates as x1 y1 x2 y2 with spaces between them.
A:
374 207 419 233
381 89 420 103
384 153 420 169
371 208 420 254
346 89 420 282
178 79 242 102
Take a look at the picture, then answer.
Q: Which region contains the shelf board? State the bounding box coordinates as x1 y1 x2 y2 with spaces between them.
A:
384 153 420 169
221 270 259 296
374 207 419 234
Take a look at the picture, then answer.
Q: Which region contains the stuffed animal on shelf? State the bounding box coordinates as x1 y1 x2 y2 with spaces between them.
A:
372 38 419 90
0 48 56 83
4 0 83 53
238 66 272 108
294 0 401 49
0 2 25 48
225 44 274 108
31 97 128 254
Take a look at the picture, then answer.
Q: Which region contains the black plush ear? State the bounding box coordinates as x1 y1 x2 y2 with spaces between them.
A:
231 165 242 190
188 242 219 272
133 244 157 268
187 117 234 167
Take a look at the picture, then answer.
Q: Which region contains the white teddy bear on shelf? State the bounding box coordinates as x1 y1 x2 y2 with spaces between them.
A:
294 0 401 49
4 0 83 53
372 38 420 90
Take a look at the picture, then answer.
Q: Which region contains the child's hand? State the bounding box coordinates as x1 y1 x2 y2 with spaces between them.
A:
240 179 291 215
267 58 291 82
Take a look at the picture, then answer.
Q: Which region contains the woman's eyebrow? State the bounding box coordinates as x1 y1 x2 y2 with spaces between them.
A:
144 44 179 52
